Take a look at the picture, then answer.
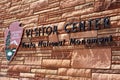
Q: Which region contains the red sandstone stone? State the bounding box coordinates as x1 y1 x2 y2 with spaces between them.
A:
70 77 91 80
30 0 48 9
62 7 94 18
0 0 120 79
60 0 85 8
92 73 120 80
66 17 80 23
42 59 70 68
48 0 59 4
58 68 91 77
20 73 35 78
20 15 39 25
8 65 31 72
24 57 42 65
39 14 49 24
58 33 70 41
49 33 58 42
52 50 72 59
70 30 97 38
17 10 33 18
71 48 111 69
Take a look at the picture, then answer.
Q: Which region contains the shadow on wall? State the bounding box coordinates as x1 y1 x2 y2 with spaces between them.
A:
94 0 120 12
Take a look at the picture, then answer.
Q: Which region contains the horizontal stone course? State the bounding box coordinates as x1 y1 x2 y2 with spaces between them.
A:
20 73 35 78
62 7 94 18
0 0 120 80
70 31 97 38
69 77 91 80
60 0 85 8
31 69 57 75
24 57 42 65
42 59 71 68
92 73 120 80
112 51 120 56
111 65 120 69
8 65 31 72
30 0 48 9
45 74 69 79
92 69 120 74
58 68 91 77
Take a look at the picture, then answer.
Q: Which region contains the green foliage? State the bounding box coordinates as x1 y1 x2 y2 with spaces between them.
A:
5 31 12 61
6 31 11 48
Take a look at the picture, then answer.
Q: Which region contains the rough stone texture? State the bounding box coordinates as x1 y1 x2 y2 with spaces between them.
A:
58 68 91 77
30 0 48 9
62 7 94 18
92 69 120 74
111 65 120 69
31 69 57 75
0 77 19 80
46 75 69 80
70 31 97 38
75 2 94 10
112 51 120 56
94 0 120 12
60 0 85 8
52 49 72 59
8 65 31 72
49 33 58 42
92 73 120 80
24 57 42 65
20 73 35 78
69 77 91 80
72 48 111 69
42 59 70 68
58 33 70 41
0 0 120 80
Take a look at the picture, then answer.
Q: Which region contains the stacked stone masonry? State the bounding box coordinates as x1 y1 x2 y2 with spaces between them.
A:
0 0 120 80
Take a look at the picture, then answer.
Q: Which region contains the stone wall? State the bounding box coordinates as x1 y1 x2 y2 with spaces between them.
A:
0 0 120 80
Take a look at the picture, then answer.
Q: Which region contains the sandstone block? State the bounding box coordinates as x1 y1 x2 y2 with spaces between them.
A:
98 28 119 35
111 65 120 69
20 15 39 25
112 56 120 61
58 68 91 77
71 48 111 69
8 5 21 12
92 73 120 80
49 34 58 42
112 51 120 56
62 7 94 18
17 10 33 18
9 78 18 80
34 7 59 15
20 73 35 78
0 72 7 76
58 34 70 41
46 75 69 80
110 15 120 21
8 65 31 72
60 0 85 8
0 77 9 80
42 59 70 68
31 69 57 75
24 57 42 65
92 69 120 74
30 0 48 9
70 31 97 38
10 61 23 65
75 2 94 10
69 77 91 80
86 0 94 2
